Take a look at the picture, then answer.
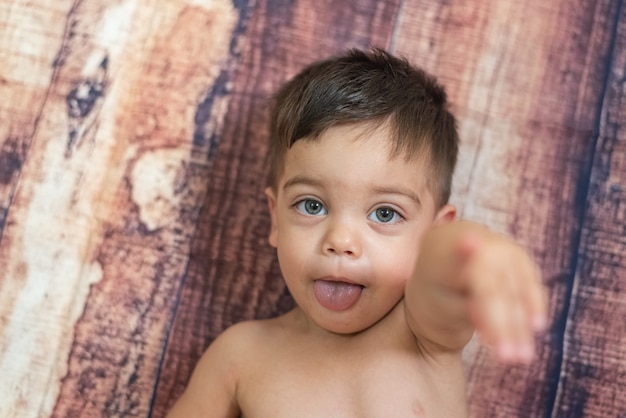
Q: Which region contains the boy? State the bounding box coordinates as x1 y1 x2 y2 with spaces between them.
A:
167 48 547 417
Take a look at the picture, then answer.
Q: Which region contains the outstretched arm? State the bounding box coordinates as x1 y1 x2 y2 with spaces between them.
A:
405 221 547 363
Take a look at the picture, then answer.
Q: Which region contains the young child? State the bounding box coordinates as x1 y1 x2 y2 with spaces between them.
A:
167 48 547 417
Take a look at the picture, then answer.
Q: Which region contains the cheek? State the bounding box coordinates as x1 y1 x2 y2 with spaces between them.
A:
371 239 421 285
276 227 312 271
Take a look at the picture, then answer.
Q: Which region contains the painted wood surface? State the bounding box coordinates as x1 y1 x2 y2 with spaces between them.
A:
0 0 624 417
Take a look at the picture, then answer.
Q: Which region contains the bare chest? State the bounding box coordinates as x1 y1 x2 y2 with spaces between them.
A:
237 345 467 418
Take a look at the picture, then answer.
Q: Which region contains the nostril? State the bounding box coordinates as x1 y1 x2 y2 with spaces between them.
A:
322 235 360 257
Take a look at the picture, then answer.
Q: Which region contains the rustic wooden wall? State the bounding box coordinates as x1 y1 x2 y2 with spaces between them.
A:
0 0 624 417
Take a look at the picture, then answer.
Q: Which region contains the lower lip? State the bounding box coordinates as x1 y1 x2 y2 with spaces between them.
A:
313 279 363 311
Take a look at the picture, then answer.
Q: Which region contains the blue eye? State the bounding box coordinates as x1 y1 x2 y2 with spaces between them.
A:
295 199 327 216
368 207 401 223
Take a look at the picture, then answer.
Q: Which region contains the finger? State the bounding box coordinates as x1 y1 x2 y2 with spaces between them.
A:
501 254 539 363
472 258 535 363
504 300 535 363
476 302 533 363
519 257 548 332
477 296 516 352
527 284 548 332
489 286 534 363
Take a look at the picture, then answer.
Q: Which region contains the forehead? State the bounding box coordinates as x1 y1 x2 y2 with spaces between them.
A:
280 123 434 203
285 121 431 167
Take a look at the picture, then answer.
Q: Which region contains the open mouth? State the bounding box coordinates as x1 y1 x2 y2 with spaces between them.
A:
313 279 364 311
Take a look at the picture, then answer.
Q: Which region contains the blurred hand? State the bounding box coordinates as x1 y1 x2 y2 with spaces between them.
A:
458 230 548 364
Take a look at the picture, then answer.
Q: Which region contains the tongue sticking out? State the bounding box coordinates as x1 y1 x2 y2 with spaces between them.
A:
314 280 363 311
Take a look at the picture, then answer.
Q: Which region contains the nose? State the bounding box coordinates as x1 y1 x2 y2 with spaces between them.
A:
321 219 362 258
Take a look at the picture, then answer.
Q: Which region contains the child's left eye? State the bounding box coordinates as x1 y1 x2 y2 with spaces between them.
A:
368 207 401 223
294 199 327 216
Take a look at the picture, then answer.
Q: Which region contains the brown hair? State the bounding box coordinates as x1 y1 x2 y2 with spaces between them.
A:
268 48 459 208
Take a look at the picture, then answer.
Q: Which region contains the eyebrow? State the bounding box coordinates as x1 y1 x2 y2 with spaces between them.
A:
282 175 324 191
371 186 422 208
283 176 422 208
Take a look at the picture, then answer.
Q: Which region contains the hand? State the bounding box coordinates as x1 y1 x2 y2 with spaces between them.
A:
458 230 548 364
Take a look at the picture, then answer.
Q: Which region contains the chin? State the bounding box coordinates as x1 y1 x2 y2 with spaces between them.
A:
314 314 376 336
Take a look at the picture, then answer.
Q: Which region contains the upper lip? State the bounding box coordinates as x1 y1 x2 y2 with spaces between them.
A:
316 276 363 286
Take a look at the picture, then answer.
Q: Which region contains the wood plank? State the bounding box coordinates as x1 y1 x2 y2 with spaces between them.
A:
51 0 240 415
0 0 239 417
0 3 85 416
149 0 404 415
0 1 74 238
551 3 626 415
391 0 620 416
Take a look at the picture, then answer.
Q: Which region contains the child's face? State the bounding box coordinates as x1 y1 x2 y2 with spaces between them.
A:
266 123 455 335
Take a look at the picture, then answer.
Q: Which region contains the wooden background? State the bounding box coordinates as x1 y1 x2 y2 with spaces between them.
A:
0 0 624 417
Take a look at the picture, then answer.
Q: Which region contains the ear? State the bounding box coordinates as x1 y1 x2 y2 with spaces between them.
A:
265 187 278 248
433 204 456 226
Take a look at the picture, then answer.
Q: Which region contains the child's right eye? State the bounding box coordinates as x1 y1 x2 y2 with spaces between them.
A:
295 199 327 216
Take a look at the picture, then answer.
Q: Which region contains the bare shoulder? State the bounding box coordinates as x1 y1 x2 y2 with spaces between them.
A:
166 319 273 418
215 318 271 348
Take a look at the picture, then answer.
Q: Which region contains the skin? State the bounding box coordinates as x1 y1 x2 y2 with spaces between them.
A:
167 123 547 418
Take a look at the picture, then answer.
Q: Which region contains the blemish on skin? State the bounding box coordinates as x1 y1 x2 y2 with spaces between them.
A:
412 400 425 416
130 149 187 232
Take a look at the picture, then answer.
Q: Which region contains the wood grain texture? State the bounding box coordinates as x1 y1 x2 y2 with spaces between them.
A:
50 1 240 416
0 1 72 233
0 0 625 417
1 0 238 417
550 2 626 416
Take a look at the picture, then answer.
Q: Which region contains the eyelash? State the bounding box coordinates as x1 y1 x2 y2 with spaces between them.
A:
294 199 327 216
368 207 403 224
293 199 405 224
